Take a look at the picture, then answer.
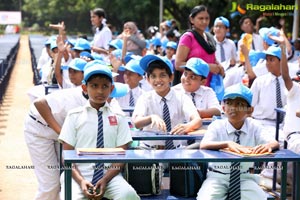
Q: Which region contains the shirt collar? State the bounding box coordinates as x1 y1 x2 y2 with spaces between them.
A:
225 118 248 135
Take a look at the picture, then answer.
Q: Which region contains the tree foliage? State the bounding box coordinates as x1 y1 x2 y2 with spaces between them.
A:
0 0 296 38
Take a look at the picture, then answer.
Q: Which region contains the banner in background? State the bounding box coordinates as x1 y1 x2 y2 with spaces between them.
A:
0 11 22 24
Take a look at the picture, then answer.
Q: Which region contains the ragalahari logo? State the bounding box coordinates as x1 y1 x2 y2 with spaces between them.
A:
230 2 247 18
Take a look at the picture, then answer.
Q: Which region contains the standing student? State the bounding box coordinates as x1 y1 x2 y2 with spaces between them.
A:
90 8 112 56
173 57 221 118
197 83 279 200
59 64 140 200
132 55 201 148
175 5 224 86
213 16 236 65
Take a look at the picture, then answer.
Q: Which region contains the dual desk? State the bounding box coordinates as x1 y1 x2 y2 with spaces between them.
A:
64 149 300 200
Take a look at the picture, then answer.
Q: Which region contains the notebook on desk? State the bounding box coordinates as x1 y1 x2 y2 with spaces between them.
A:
76 148 125 155
220 148 274 157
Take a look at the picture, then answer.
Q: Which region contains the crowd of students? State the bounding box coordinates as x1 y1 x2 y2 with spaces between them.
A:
23 4 300 200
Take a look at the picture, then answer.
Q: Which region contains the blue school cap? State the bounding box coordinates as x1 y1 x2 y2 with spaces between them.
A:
80 51 94 60
259 27 280 46
110 82 129 98
166 41 177 50
73 38 91 51
165 20 172 28
181 57 209 78
263 45 281 60
249 50 265 66
139 54 174 73
108 39 123 50
83 63 113 84
151 38 162 47
50 40 57 50
223 83 253 106
68 58 87 72
44 35 57 46
214 16 230 28
111 49 122 60
122 59 145 76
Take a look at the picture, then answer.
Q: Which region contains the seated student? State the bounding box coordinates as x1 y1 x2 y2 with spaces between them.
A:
197 83 279 200
116 58 145 110
59 64 140 200
132 55 201 149
173 57 221 118
55 57 87 88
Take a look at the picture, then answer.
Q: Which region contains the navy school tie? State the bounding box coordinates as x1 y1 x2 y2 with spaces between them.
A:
191 92 196 106
162 97 175 149
228 130 242 200
275 77 284 123
129 90 135 107
220 42 226 62
91 111 104 186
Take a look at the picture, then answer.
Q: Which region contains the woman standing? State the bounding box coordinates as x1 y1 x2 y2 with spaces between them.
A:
90 8 112 57
175 5 224 86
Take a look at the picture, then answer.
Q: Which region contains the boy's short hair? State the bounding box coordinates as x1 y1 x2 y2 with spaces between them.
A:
239 16 253 26
223 83 253 106
263 46 281 60
180 57 209 78
140 55 173 76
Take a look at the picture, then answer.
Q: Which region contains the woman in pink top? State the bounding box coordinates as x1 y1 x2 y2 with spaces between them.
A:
175 5 224 86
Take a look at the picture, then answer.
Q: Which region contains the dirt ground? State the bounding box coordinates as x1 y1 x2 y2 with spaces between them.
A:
0 35 37 199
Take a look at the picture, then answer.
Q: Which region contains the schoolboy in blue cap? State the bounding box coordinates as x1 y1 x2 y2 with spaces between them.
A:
198 83 279 200
72 38 91 58
132 54 201 149
59 63 140 200
116 58 145 111
173 57 221 118
213 16 236 65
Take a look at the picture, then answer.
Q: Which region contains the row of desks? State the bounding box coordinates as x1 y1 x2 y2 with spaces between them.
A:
63 149 300 200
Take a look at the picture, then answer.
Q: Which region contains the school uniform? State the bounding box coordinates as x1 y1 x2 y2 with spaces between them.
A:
92 25 112 52
197 118 273 200
116 86 145 108
284 82 300 152
132 88 198 148
24 87 87 200
214 37 237 63
237 33 264 57
173 84 222 113
59 101 140 200
251 73 287 126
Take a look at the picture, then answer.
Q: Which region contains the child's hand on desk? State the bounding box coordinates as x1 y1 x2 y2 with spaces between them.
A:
150 115 167 132
251 144 272 154
227 142 252 154
171 123 189 135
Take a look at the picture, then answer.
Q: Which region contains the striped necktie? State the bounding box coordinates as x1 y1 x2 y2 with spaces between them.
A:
129 90 135 107
275 77 284 123
162 97 175 149
228 130 242 200
91 111 104 185
191 92 196 106
220 42 226 62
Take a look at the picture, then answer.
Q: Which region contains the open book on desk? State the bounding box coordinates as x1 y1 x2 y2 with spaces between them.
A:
77 148 125 156
220 148 274 157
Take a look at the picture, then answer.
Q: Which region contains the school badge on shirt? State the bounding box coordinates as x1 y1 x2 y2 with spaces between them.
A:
108 116 118 126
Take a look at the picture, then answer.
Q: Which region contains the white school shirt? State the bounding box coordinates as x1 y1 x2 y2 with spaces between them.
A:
201 118 273 173
116 85 145 108
283 82 300 136
92 25 112 51
223 65 245 88
214 37 237 63
173 84 222 112
251 73 287 122
58 101 132 181
132 88 198 147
